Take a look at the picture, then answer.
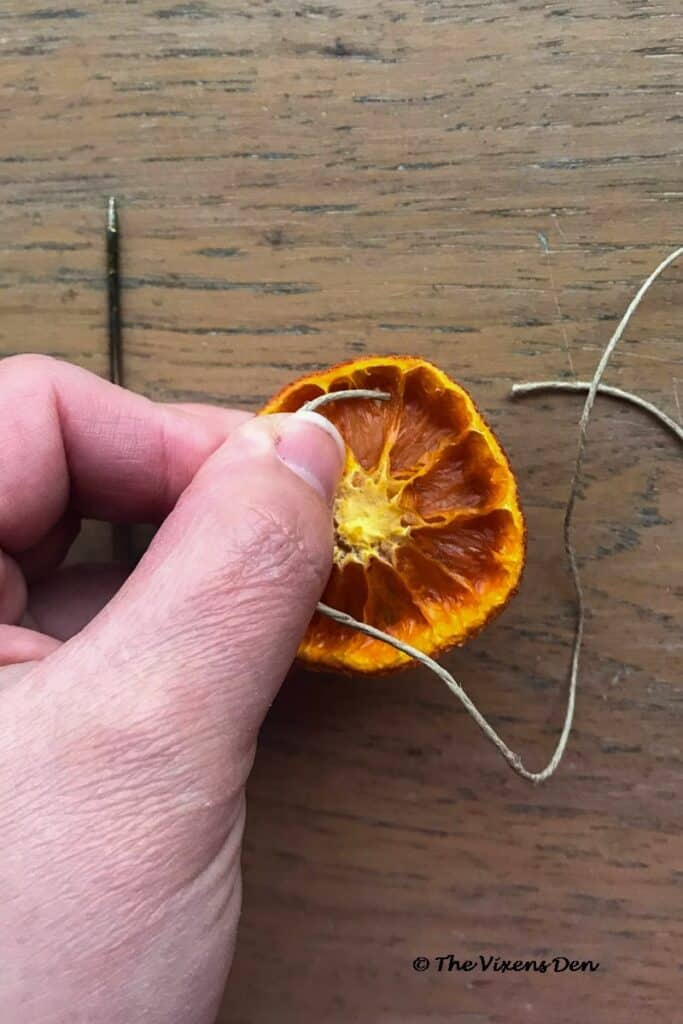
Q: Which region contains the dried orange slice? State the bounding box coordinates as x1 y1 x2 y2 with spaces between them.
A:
262 356 525 673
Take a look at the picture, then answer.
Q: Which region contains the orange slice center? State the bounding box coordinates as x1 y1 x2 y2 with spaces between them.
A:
333 457 411 569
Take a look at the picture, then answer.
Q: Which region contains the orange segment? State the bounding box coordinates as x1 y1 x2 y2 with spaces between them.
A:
324 363 403 472
304 561 371 662
363 558 429 640
403 431 510 521
262 355 525 673
389 364 470 476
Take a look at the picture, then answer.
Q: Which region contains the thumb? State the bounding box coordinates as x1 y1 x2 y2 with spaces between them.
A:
55 409 345 773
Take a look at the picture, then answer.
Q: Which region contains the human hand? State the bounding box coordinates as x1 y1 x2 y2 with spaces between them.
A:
0 355 344 1023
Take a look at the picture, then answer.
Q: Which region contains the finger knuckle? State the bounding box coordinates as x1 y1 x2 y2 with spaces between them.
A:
0 352 57 386
237 502 328 591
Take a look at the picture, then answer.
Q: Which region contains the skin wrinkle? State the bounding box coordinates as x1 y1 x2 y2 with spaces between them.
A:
7 838 242 1021
163 791 246 914
3 577 262 950
88 852 240 1024
68 411 165 518
7 741 200 880
140 507 329 720
0 376 66 552
3 714 245 970
0 355 249 552
77 699 240 821
157 405 188 516
96 474 332 712
93 809 239 934
2 655 246 870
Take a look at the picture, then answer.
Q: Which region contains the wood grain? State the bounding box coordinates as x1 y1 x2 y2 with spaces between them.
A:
1 2 681 1022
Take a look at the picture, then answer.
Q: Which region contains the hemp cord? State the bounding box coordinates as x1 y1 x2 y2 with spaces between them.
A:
303 247 683 783
511 380 683 444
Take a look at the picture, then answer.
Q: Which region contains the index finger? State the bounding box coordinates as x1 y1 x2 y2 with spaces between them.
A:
0 355 252 553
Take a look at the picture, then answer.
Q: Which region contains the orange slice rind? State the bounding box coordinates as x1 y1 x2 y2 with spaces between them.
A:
262 355 526 673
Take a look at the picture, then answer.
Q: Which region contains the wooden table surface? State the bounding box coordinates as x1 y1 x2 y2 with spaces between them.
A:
2 2 682 1021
